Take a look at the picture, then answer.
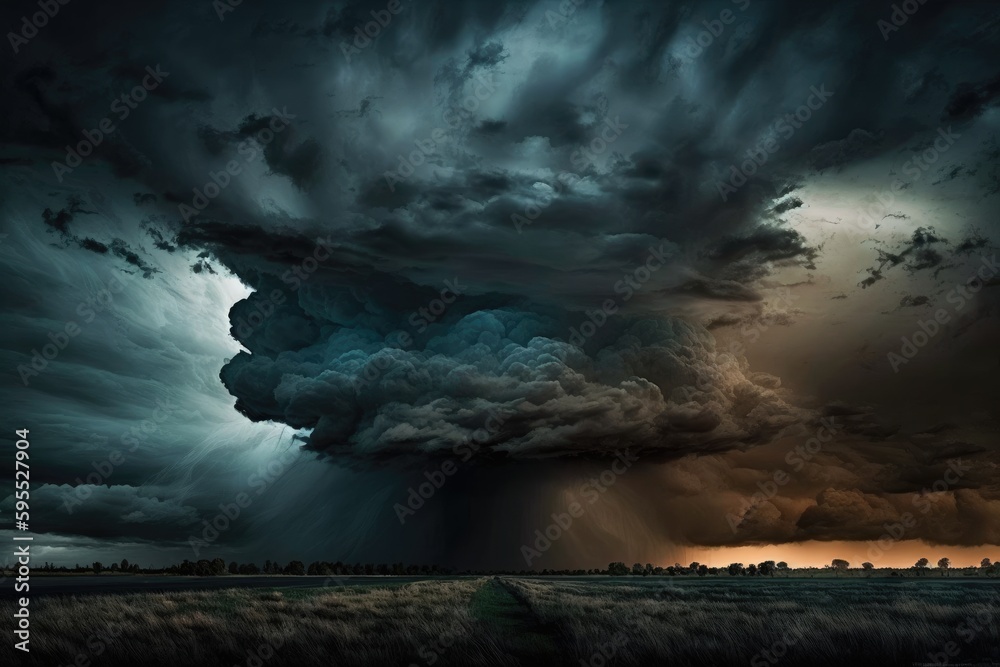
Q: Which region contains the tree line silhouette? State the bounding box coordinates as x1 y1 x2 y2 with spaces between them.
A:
22 556 999 577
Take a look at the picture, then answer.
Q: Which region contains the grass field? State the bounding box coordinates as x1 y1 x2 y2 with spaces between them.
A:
2 577 998 666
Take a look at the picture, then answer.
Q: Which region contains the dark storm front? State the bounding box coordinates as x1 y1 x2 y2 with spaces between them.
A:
1 0 1000 664
16 273 140 387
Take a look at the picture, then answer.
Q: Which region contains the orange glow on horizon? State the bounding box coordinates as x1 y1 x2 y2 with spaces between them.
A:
681 540 999 569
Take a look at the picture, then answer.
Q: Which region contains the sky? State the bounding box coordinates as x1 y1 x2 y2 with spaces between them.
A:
0 0 998 570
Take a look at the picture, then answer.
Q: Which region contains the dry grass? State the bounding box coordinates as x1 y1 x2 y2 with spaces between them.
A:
4 577 998 666
503 577 1000 666
1 578 518 667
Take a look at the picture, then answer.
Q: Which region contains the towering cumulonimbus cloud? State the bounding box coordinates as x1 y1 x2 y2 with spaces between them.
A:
1 0 998 568
219 292 809 460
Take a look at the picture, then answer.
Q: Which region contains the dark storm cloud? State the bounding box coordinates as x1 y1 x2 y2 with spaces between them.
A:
1 0 999 564
808 129 883 171
899 295 930 308
221 305 811 460
197 111 323 190
41 195 92 235
2 0 986 466
38 194 161 276
860 227 950 288
706 227 820 273
943 71 1000 122
669 276 763 302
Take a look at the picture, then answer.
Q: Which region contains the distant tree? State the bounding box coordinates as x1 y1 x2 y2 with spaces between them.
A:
747 564 757 576
831 559 850 576
92 561 103 574
110 562 119 572
228 561 239 575
697 564 709 577
643 563 654 576
862 562 874 576
689 562 700 572
286 560 306 576
210 558 227 576
776 561 789 577
914 558 929 575
607 562 629 576
758 561 776 577
120 559 129 572
937 558 950 576
727 563 744 577
981 558 991 569
632 563 645 576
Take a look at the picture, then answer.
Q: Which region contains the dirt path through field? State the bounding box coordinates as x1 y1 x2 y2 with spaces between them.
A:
468 578 563 665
